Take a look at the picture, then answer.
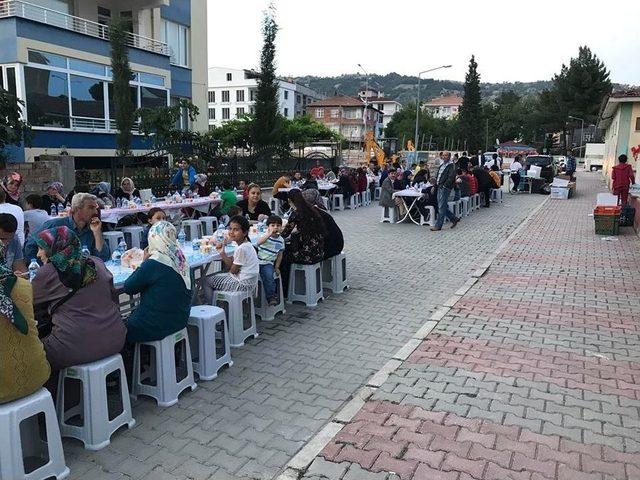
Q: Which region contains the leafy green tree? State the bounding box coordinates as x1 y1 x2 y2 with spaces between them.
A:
109 19 136 157
283 115 340 145
385 104 458 150
252 4 282 148
137 100 199 148
0 90 31 161
458 55 483 151
206 115 254 150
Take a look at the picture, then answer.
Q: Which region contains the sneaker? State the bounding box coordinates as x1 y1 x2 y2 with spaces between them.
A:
450 218 459 229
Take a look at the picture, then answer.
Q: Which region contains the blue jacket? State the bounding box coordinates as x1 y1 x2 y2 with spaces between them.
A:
171 166 197 188
24 216 111 262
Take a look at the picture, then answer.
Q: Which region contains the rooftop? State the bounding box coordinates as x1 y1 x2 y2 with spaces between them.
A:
424 94 464 107
598 88 640 129
308 95 366 108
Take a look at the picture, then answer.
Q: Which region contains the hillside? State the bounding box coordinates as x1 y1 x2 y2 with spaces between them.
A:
292 72 553 104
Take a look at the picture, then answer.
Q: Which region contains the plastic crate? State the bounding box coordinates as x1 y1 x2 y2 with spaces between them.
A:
594 214 620 235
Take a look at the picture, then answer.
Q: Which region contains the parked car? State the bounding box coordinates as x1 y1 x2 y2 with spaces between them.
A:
525 155 556 183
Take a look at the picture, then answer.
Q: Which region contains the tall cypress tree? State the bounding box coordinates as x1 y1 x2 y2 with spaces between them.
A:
459 55 483 152
110 19 135 157
252 4 282 148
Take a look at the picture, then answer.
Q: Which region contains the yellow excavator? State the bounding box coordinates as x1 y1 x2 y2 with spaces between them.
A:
363 131 387 167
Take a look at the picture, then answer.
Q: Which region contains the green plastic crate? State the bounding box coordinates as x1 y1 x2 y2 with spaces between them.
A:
594 214 619 235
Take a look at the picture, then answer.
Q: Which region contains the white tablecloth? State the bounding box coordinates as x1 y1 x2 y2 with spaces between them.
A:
392 189 422 198
101 198 219 224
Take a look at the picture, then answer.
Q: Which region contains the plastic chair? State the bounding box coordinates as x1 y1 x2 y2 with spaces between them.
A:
459 197 471 217
345 194 358 210
199 216 219 236
56 354 135 450
287 262 323 307
181 220 202 241
187 305 232 381
374 187 381 201
103 231 124 254
269 197 282 215
332 194 344 211
121 226 145 249
132 328 197 407
419 206 436 226
212 290 258 347
380 206 396 223
0 388 70 480
322 253 348 294
491 188 503 203
255 271 286 321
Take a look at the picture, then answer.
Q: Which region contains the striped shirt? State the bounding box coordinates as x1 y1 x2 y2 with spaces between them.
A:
257 235 285 265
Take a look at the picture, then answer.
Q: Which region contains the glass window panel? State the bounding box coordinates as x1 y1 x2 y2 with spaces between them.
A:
108 83 138 118
6 67 16 96
139 72 164 86
68 58 106 76
24 66 69 128
70 75 105 118
28 50 67 68
0 70 4 90
140 86 166 109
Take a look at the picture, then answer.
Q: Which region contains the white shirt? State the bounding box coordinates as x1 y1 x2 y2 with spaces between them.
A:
231 240 259 286
24 209 50 236
510 161 523 173
0 202 25 246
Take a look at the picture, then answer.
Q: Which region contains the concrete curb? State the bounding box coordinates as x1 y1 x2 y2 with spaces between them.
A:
274 195 551 479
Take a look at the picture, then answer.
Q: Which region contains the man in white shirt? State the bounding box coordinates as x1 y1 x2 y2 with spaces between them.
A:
23 194 51 237
509 155 524 193
0 187 24 246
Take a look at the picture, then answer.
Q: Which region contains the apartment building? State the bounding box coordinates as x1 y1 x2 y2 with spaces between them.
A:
423 94 463 119
207 66 324 128
358 87 402 136
306 94 381 143
0 0 208 162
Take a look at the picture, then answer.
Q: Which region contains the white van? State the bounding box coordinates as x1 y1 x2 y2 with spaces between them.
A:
584 143 605 171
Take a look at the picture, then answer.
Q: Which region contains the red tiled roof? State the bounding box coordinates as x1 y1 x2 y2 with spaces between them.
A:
308 95 364 107
611 88 640 98
367 96 399 103
424 94 463 107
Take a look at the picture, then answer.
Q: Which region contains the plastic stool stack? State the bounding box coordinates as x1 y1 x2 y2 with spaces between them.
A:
332 194 344 211
187 305 232 380
121 226 145 249
103 231 124 254
212 290 257 347
322 252 348 294
287 262 323 307
181 220 202 241
199 216 219 236
380 206 396 223
255 272 286 321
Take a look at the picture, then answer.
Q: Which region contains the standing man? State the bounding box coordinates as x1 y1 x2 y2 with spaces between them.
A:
171 158 197 190
24 193 109 262
431 151 459 231
565 150 577 180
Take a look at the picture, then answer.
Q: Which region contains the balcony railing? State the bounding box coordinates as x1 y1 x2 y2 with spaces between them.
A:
71 116 140 133
0 0 171 56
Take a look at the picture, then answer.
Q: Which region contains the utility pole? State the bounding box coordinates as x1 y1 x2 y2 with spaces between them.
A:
414 65 452 151
357 64 369 145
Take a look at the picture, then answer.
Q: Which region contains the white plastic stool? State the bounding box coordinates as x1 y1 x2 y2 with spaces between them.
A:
356 192 363 207
364 190 372 206
56 354 135 450
460 197 470 217
132 328 197 407
199 216 219 236
322 252 348 294
447 200 461 219
321 197 330 210
0 388 69 480
374 187 381 201
473 193 481 210
419 206 436 226
380 206 396 223
103 231 124 253
491 188 503 203
287 262 323 307
269 197 282 215
255 272 286 321
182 220 202 241
345 194 358 210
332 194 344 211
187 305 232 381
212 290 258 347
121 226 145 249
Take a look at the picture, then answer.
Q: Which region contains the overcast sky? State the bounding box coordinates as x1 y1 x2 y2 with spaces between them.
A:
207 0 639 85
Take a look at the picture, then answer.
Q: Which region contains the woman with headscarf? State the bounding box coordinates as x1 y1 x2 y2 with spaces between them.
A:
90 182 116 208
123 221 192 343
113 177 140 201
2 172 23 207
32 226 125 372
191 173 210 197
0 242 51 404
301 189 344 260
41 181 67 215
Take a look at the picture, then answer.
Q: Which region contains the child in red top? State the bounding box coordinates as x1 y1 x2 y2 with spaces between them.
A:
466 170 478 194
611 154 636 204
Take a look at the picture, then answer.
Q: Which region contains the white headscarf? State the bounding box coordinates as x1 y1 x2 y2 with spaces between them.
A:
147 221 191 289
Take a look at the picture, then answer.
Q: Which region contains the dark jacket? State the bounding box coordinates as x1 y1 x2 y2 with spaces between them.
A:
301 179 318 191
317 208 344 259
472 167 495 191
379 177 396 208
436 162 456 189
236 199 272 221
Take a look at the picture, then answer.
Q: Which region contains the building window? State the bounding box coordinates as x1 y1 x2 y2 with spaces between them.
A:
24 67 70 128
221 90 230 102
208 91 215 103
226 73 232 81
250 90 256 101
636 117 640 131
161 20 190 67
344 109 361 119
378 103 384 111
208 108 215 120
284 90 289 100
315 108 324 118
297 95 301 103
330 109 340 118
236 89 245 102
140 86 167 109
284 107 288 117
236 107 244 117
70 75 105 119
222 107 230 120
249 106 255 114
0 66 17 97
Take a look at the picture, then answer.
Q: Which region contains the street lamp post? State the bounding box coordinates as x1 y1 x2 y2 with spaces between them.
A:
568 115 585 159
357 63 369 143
414 65 452 152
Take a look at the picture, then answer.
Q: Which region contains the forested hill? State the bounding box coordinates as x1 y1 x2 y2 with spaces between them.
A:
292 72 552 104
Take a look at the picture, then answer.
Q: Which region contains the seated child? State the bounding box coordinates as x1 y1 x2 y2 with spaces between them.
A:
256 215 285 306
140 207 166 250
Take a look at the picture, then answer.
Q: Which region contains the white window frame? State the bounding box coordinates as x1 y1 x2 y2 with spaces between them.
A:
315 108 324 119
161 19 190 67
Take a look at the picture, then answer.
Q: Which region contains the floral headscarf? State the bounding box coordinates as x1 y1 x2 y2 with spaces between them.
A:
120 177 135 194
35 227 97 290
0 242 27 334
4 172 22 201
48 182 64 194
147 221 191 289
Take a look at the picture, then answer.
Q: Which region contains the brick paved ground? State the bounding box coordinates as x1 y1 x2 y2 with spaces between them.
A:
304 172 640 480
64 186 544 479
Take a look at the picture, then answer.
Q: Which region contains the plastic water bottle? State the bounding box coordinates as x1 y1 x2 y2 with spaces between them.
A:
215 224 225 243
57 203 65 213
118 239 127 255
116 198 122 208
81 245 90 258
50 204 57 216
28 259 39 282
111 249 122 267
178 228 186 246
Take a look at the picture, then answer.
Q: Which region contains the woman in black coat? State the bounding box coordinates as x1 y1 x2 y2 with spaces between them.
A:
301 189 344 259
472 167 494 208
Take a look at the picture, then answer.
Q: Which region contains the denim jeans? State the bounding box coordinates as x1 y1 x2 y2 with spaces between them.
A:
453 186 461 201
259 263 277 300
435 186 457 229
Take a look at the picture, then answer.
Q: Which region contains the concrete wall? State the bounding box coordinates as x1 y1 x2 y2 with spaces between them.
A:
188 0 208 132
0 156 75 196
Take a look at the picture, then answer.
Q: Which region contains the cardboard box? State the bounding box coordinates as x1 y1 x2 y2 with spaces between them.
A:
550 186 570 199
